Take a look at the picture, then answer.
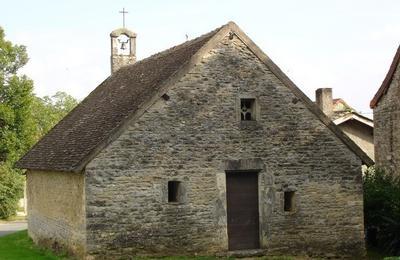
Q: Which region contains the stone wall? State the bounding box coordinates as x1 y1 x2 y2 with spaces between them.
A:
374 62 400 176
338 121 374 161
85 34 365 258
27 170 86 257
111 55 135 74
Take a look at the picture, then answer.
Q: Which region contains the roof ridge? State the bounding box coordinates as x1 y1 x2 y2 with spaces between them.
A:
370 44 400 108
16 22 228 172
116 24 226 74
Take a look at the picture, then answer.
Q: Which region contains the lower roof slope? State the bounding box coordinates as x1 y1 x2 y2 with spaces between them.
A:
17 26 221 172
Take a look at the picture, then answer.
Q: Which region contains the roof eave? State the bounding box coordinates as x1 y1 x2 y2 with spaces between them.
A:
370 44 400 108
333 113 374 128
14 163 82 174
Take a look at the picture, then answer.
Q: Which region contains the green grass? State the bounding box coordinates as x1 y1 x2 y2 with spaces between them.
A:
134 257 292 260
0 230 65 260
0 231 396 260
122 256 293 260
0 231 289 260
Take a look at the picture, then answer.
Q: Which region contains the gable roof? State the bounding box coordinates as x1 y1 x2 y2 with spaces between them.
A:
331 98 373 127
333 113 373 128
333 98 351 111
370 45 400 108
16 25 223 172
17 22 374 172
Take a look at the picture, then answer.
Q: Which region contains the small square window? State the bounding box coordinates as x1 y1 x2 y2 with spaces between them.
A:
168 181 181 203
241 98 256 121
284 191 295 212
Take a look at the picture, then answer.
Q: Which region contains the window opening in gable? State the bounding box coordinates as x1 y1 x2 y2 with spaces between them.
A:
241 98 255 121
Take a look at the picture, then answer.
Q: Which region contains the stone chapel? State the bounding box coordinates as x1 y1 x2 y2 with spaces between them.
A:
17 22 373 259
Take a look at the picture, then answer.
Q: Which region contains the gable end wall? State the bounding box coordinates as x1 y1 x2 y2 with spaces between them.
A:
338 121 374 161
374 62 400 175
85 34 365 258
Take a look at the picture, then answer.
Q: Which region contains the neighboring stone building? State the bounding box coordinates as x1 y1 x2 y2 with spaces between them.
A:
316 88 374 161
17 22 373 259
371 45 400 176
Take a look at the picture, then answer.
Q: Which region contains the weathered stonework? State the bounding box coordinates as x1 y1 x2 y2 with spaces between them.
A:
83 35 365 258
26 170 86 257
110 28 137 74
373 61 400 176
338 121 374 161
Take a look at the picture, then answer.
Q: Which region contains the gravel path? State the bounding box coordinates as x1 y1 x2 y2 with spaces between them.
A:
0 221 27 237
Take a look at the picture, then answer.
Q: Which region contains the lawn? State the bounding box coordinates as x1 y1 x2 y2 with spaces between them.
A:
0 230 64 260
0 230 398 260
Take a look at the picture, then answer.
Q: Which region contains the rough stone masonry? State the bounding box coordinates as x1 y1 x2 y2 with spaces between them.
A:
371 45 400 176
84 34 365 258
19 22 369 259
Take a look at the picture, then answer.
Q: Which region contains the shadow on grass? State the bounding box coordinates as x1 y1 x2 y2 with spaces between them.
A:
0 229 66 260
367 247 400 260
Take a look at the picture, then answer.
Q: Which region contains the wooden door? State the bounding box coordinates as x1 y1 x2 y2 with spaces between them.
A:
226 172 260 250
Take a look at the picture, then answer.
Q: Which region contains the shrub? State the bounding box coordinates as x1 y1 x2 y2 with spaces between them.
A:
0 164 24 219
364 167 400 255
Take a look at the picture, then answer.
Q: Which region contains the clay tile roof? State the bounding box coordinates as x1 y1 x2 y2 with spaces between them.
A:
370 44 400 108
16 25 223 172
17 21 374 171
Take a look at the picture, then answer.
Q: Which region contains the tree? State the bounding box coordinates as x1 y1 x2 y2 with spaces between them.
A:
32 91 78 138
364 167 400 255
0 27 34 219
0 27 79 219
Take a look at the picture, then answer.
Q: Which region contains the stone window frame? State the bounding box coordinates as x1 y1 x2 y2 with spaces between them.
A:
236 95 260 123
165 179 187 205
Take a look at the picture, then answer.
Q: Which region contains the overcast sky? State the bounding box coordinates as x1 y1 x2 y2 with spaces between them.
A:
1 0 399 116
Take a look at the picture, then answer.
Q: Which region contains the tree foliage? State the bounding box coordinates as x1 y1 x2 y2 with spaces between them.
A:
0 28 35 164
364 167 400 255
0 28 28 77
0 27 78 219
32 91 78 138
0 27 34 219
0 164 23 218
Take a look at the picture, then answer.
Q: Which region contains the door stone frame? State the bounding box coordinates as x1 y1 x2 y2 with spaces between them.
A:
222 158 268 251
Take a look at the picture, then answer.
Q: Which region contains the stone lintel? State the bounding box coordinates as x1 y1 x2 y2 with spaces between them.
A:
224 158 264 172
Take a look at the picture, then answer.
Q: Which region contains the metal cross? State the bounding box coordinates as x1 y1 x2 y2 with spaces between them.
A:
119 8 128 28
